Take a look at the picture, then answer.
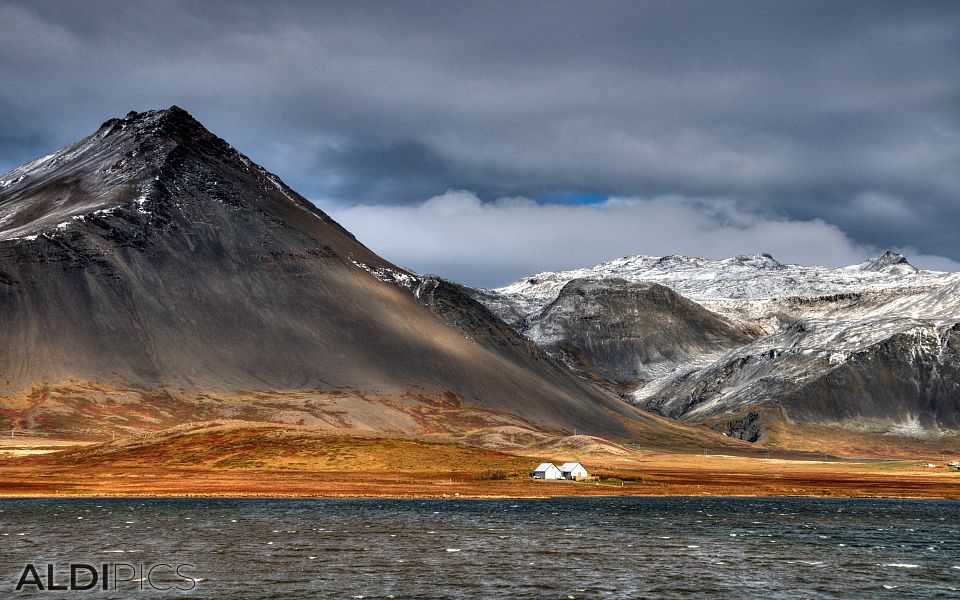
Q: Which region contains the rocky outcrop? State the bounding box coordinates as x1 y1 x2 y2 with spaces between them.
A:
520 278 753 386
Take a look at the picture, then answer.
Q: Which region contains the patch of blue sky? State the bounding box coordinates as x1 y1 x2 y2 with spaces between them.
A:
539 192 609 205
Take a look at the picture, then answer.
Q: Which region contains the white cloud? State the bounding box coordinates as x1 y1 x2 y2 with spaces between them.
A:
327 190 960 287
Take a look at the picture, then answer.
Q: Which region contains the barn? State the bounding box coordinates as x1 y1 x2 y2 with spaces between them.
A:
558 462 589 480
532 463 562 479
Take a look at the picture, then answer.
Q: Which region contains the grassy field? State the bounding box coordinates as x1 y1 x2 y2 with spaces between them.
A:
0 421 957 499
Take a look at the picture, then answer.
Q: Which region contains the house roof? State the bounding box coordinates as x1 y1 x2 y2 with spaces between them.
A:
534 462 558 472
558 462 586 472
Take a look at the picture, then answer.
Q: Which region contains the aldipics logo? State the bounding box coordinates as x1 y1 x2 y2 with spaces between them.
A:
14 563 197 592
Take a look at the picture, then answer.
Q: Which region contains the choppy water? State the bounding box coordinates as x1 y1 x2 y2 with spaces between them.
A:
0 496 958 598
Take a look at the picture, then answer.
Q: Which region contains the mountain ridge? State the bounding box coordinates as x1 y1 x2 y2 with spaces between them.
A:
475 252 960 446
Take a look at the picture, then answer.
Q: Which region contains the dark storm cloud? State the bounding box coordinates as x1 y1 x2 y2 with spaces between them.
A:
1 0 958 282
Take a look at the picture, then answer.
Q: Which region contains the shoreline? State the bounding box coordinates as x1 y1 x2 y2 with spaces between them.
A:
0 492 958 500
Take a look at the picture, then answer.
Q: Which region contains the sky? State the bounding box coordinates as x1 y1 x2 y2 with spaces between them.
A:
1 1 958 286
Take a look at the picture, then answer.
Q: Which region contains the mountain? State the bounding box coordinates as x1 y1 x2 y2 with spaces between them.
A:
857 250 917 274
477 253 960 448
488 277 754 391
0 107 657 440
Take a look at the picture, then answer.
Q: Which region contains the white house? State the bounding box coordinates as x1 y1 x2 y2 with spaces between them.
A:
532 462 562 479
558 462 589 480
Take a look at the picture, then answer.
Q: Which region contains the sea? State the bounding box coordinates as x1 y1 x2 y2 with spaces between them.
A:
0 496 957 598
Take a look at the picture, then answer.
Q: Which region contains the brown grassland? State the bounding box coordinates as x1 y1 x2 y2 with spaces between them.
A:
0 421 957 499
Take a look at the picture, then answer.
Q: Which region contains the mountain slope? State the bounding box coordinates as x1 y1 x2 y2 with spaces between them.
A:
641 319 960 442
0 107 651 439
512 278 753 388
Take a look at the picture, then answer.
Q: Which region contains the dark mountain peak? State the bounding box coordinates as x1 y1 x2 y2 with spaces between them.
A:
96 106 219 154
725 253 783 270
0 107 234 242
0 107 368 253
877 250 909 264
102 105 198 131
560 277 658 295
858 250 916 272
164 104 188 116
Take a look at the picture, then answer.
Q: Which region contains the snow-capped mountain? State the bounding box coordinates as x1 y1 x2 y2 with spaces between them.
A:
493 252 955 330
475 253 960 446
